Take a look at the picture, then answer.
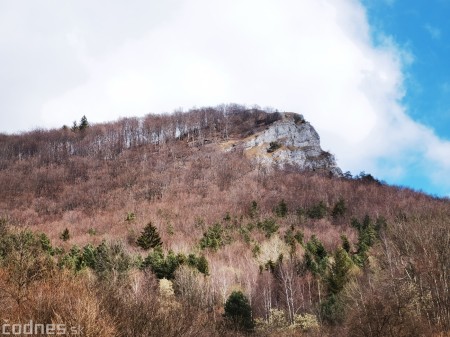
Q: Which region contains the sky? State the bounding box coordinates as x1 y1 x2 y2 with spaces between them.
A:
1 0 450 197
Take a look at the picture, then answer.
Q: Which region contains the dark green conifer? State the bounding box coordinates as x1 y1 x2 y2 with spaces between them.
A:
79 115 89 131
224 291 254 332
136 222 162 250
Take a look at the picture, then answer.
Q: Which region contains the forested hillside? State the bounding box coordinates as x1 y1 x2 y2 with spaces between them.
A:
0 105 449 336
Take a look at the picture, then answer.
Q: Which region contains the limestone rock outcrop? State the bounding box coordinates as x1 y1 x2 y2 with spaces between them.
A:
231 113 342 176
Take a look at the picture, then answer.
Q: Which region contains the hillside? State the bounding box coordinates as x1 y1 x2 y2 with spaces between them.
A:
0 104 449 337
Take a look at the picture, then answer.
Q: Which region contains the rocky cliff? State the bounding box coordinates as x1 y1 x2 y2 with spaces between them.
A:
226 112 342 176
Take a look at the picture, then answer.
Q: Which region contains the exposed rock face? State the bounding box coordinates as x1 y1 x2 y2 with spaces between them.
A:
236 113 342 176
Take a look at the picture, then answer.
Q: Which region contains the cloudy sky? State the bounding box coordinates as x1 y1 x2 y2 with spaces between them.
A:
1 0 450 197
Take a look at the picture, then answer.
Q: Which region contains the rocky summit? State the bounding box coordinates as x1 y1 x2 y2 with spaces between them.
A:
227 112 342 176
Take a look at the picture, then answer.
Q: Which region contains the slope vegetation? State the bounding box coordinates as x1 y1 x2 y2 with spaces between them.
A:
0 105 449 336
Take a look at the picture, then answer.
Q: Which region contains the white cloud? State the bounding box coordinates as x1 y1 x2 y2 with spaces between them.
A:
1 0 450 194
425 24 442 40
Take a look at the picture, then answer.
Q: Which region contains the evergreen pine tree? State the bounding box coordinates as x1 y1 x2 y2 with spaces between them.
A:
70 121 78 132
195 255 209 275
327 248 353 295
274 199 288 217
224 291 254 332
331 198 347 218
199 223 224 250
341 235 351 253
79 115 89 131
305 235 328 276
136 222 162 250
39 233 53 255
322 248 353 324
141 248 184 279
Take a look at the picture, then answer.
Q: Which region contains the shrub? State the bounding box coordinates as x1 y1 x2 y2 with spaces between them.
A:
58 243 98 272
254 308 288 331
39 233 54 255
199 223 225 250
30 272 117 337
249 200 259 219
294 313 319 331
141 248 184 279
257 218 279 238
87 227 97 236
142 249 208 279
252 243 261 257
223 212 231 222
331 198 347 218
92 241 132 281
351 215 385 266
125 212 136 222
268 308 288 328
343 171 353 179
239 226 251 243
187 253 209 275
357 171 381 185
341 234 351 253
60 228 70 241
57 245 80 270
284 227 303 254
173 265 212 309
0 217 8 237
274 199 288 217
166 223 174 236
293 114 305 124
136 222 162 250
0 230 54 309
159 278 175 298
267 141 282 153
81 244 95 268
307 201 327 219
